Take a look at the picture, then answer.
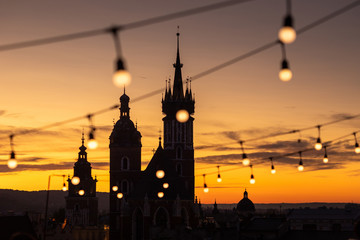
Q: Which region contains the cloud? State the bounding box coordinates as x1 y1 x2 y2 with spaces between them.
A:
0 110 5 116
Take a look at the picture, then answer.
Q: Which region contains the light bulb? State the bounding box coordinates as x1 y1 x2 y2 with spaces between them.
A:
217 177 222 183
71 176 80 185
117 193 123 199
112 186 118 191
158 192 164 198
323 157 328 163
78 189 85 196
156 170 165 179
62 183 67 191
298 165 304 171
88 139 98 149
203 187 209 193
113 70 131 88
279 68 292 82
355 143 360 154
250 174 255 184
242 158 250 166
315 138 322 150
176 109 189 123
163 183 169 189
278 26 296 44
271 164 276 174
7 159 18 169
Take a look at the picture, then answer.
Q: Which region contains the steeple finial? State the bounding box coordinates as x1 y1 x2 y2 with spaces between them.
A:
81 129 85 145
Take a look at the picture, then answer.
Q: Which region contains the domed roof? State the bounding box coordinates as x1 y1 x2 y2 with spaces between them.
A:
110 117 141 147
120 93 130 102
237 189 255 214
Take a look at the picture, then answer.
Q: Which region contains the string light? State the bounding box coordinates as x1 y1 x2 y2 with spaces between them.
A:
203 174 209 193
217 165 222 183
278 0 296 44
87 114 98 149
163 183 169 189
156 170 165 179
117 193 123 199
176 109 190 123
62 175 67 191
111 27 131 88
78 189 85 196
158 192 164 198
240 141 250 166
71 176 80 185
249 165 255 184
270 157 276 174
353 132 360 154
8 135 17 169
315 125 323 150
279 42 292 82
112 186 118 191
323 146 329 163
298 151 304 171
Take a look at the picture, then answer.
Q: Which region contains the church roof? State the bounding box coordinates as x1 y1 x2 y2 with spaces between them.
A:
237 189 255 213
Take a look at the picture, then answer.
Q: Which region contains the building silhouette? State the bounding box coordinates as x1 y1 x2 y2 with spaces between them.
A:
66 135 98 227
109 32 199 240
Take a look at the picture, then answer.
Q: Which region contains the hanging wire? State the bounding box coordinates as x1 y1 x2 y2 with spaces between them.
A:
270 157 276 174
278 42 293 81
315 125 323 150
353 132 360 154
203 174 209 193
217 165 222 182
323 146 329 163
239 141 250 166
249 164 255 184
298 151 304 171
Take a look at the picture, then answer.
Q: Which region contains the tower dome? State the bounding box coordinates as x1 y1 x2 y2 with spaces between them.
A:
236 189 255 216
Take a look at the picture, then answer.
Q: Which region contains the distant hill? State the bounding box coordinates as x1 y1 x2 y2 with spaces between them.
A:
0 189 109 215
0 189 351 216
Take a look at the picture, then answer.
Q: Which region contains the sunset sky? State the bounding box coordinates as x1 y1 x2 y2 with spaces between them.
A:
1 0 360 204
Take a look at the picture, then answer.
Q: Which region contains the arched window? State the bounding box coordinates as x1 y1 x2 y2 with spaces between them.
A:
154 207 169 228
176 163 182 176
121 156 129 170
121 180 129 193
176 146 182 159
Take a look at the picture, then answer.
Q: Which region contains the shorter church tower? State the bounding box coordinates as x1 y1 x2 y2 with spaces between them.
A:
65 135 98 226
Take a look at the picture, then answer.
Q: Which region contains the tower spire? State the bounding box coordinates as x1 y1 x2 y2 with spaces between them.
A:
172 26 184 100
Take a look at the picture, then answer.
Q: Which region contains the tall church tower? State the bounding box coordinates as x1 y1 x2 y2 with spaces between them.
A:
65 135 98 226
162 31 195 200
109 90 142 239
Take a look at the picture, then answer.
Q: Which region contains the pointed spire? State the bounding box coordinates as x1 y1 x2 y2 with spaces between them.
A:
244 188 248 198
172 27 184 100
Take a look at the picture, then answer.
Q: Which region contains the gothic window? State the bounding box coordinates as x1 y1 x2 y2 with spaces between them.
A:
176 163 182 176
154 207 169 228
121 180 129 193
176 146 182 159
121 156 129 170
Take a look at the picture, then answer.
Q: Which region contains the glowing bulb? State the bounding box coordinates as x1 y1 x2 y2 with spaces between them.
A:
298 165 304 171
117 193 123 199
203 187 209 193
7 159 17 169
176 109 189 123
279 68 292 82
315 138 322 151
62 183 67 191
156 170 165 179
217 177 222 183
323 157 328 163
271 169 276 174
78 190 85 196
163 183 169 189
278 26 296 44
355 143 360 154
88 139 98 149
242 158 250 166
158 192 164 198
113 70 131 88
71 176 80 185
112 186 118 191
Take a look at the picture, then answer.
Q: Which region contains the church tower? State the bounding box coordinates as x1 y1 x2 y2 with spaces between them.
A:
109 89 142 239
162 31 195 200
65 135 98 226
